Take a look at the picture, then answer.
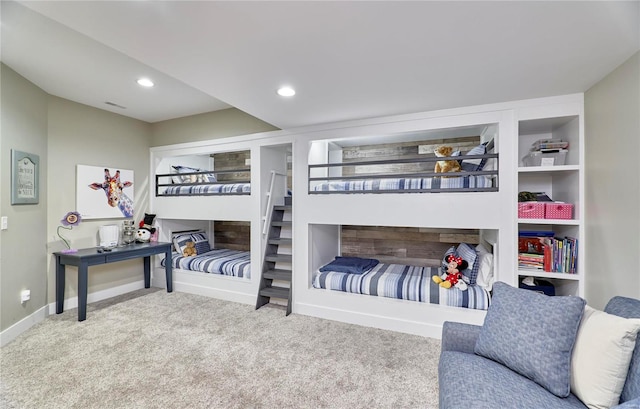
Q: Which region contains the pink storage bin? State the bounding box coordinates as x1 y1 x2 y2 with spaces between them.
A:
518 202 546 219
545 202 573 219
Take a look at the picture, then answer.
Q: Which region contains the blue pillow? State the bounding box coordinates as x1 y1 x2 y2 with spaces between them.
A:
460 144 487 172
474 282 586 398
172 165 217 183
190 232 211 254
441 243 479 284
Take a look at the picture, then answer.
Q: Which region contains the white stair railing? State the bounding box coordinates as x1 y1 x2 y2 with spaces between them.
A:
262 170 287 236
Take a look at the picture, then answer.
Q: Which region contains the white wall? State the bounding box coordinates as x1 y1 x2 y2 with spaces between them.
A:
584 51 640 308
0 64 49 333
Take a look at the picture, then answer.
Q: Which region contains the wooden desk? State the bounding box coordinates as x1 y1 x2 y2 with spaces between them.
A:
54 242 173 321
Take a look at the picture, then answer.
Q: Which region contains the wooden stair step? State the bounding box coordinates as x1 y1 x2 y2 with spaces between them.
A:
259 287 289 299
273 205 292 211
268 238 292 245
263 269 292 281
265 254 292 263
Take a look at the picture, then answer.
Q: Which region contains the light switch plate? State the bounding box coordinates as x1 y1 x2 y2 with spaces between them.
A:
1 216 7 230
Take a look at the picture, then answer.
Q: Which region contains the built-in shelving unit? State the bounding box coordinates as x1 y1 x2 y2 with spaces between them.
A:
516 107 584 297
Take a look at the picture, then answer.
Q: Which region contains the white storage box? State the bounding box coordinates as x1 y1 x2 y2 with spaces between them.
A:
522 149 567 167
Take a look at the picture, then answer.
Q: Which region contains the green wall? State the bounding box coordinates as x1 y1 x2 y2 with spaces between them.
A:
1 64 49 333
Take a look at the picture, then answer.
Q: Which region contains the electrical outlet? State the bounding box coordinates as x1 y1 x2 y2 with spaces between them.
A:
21 290 30 303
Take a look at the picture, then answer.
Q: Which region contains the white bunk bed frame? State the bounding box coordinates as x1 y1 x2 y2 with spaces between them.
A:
146 94 584 339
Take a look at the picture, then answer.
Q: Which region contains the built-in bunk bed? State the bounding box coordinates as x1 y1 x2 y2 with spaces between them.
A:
162 227 251 279
150 141 292 305
312 233 496 311
149 145 261 304
308 134 498 194
155 150 251 197
291 116 508 337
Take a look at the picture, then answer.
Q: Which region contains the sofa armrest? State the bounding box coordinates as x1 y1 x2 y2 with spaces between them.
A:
441 321 482 354
611 397 640 409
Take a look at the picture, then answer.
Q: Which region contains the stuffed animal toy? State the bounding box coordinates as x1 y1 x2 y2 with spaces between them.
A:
434 146 462 175
182 241 197 257
135 213 157 243
432 254 469 291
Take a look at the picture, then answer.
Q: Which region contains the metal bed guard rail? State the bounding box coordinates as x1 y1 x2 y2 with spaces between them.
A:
308 151 499 194
156 167 251 196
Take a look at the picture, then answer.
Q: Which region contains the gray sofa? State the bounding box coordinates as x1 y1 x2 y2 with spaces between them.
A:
439 292 640 409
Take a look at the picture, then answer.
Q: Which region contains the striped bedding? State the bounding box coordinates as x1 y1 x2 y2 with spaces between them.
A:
162 248 251 279
311 176 492 192
312 263 491 310
162 182 251 195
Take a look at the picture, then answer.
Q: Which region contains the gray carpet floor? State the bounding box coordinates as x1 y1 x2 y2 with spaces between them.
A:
1 289 440 408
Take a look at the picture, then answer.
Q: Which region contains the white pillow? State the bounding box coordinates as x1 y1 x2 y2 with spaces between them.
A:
571 305 640 409
474 243 494 290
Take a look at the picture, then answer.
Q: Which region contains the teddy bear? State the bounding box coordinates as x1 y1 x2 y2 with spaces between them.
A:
182 241 197 257
434 145 462 175
432 254 469 291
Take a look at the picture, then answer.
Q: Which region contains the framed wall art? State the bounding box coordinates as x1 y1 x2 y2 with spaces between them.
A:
11 150 40 205
76 165 134 219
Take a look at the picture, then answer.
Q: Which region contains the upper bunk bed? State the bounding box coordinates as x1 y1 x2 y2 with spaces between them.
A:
151 149 255 221
155 150 251 197
307 124 499 195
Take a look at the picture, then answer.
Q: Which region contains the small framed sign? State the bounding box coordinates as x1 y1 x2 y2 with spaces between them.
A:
11 150 39 205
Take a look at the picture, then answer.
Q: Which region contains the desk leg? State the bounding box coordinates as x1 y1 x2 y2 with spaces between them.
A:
78 262 89 322
165 249 173 293
144 256 151 288
56 256 65 314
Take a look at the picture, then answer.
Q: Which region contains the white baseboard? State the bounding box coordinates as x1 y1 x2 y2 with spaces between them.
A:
295 302 444 339
1 306 47 347
46 280 147 315
152 270 255 306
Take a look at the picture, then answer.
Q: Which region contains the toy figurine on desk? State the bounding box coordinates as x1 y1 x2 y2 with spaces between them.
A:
135 213 157 243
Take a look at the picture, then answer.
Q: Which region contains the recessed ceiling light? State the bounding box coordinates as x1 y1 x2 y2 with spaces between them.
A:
137 78 154 87
277 86 295 97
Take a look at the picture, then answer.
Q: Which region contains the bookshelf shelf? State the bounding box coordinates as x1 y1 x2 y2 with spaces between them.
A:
518 165 579 173
518 218 579 225
517 269 581 281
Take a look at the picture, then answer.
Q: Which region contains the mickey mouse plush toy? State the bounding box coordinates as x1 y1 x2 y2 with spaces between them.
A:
432 254 469 291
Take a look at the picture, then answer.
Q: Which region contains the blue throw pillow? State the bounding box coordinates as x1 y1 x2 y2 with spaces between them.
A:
474 282 586 398
190 232 211 254
441 243 479 285
460 144 487 172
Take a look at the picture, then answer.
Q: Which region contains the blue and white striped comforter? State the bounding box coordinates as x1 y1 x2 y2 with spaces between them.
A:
162 183 251 195
162 248 251 279
312 176 492 192
313 263 491 310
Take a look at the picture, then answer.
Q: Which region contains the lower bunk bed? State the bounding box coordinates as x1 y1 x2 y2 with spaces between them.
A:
313 263 490 310
160 230 251 279
311 241 495 311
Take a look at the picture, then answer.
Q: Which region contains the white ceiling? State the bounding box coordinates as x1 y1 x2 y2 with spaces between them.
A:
2 1 639 129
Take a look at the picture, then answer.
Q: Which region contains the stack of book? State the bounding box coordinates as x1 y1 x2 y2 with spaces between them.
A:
531 139 569 151
518 231 578 274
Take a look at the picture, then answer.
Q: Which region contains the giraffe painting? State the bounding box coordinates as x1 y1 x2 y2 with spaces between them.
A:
88 168 134 217
76 165 135 219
